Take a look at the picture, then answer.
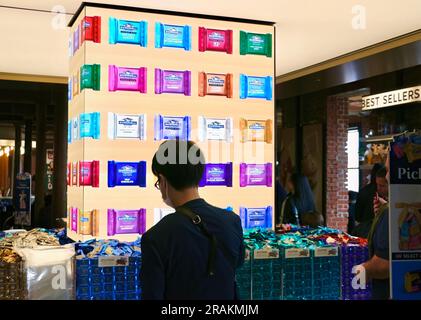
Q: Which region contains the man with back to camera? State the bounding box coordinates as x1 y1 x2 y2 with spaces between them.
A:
362 164 390 300
140 140 245 300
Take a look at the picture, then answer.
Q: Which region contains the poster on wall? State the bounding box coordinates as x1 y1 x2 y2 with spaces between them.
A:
14 172 32 226
389 132 421 300
302 124 323 215
45 149 54 191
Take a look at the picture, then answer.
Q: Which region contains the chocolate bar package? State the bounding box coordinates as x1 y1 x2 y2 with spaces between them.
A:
108 161 147 187
107 208 146 236
80 64 101 91
198 116 233 142
108 65 147 93
198 72 233 98
199 163 233 187
405 270 421 293
79 209 99 236
81 16 101 43
240 118 272 143
79 112 100 140
109 17 147 46
198 27 232 53
155 22 191 50
78 161 100 187
240 31 272 57
155 68 191 95
239 74 272 100
154 114 191 141
240 163 272 187
240 206 273 229
108 113 146 140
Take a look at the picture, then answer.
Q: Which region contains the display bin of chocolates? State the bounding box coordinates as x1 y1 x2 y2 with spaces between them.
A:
340 244 372 300
76 256 142 300
236 249 251 300
312 246 341 300
0 254 26 300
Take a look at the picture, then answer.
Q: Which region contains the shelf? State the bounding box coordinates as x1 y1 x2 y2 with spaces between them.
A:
362 133 401 143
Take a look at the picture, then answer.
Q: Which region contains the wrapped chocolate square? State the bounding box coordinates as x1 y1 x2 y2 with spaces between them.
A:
71 162 78 186
78 160 100 187
155 22 191 50
73 25 80 55
107 209 146 236
240 206 273 229
69 207 78 233
198 27 232 54
107 161 147 187
240 31 272 57
154 114 191 140
198 116 233 142
153 208 176 225
79 209 99 236
239 74 272 100
155 68 191 95
108 65 147 93
109 17 147 46
79 112 100 140
240 163 272 187
66 163 71 186
199 163 233 187
108 112 147 140
81 16 101 43
80 64 101 91
198 72 233 98
240 118 272 143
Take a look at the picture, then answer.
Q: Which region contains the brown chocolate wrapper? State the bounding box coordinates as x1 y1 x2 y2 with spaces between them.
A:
240 118 272 143
198 72 232 98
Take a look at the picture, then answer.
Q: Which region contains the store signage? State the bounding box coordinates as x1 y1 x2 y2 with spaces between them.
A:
362 85 421 110
98 256 129 267
389 133 421 300
14 173 31 226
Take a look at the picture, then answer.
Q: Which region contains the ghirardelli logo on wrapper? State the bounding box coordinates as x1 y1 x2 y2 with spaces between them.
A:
249 167 264 175
120 71 138 81
209 32 224 41
250 79 264 86
165 27 181 35
249 123 264 130
118 214 136 222
165 74 182 81
119 165 136 175
208 121 225 129
251 35 263 43
208 77 224 87
209 167 224 175
80 217 89 223
121 23 136 31
81 168 89 176
164 119 181 130
118 118 137 126
84 22 91 28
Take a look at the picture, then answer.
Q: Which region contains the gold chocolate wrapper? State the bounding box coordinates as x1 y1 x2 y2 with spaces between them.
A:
79 209 99 236
240 118 272 143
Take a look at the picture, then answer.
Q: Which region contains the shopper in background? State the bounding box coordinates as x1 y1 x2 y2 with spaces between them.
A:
361 161 390 300
140 140 244 300
276 172 319 226
353 163 384 238
348 191 358 234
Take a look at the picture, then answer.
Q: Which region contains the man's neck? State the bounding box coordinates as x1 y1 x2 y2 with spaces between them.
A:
171 188 201 208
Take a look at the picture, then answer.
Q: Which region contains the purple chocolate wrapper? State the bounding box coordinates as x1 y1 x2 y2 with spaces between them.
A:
107 209 146 236
155 68 191 95
239 163 272 187
199 163 232 187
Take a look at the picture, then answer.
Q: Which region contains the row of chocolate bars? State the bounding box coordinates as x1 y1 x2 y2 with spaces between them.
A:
68 205 273 236
68 65 273 100
68 112 272 143
71 16 272 57
67 161 272 188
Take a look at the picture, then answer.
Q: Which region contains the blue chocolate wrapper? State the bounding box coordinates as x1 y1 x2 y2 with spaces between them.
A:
68 121 72 143
68 78 72 101
108 161 147 187
239 74 272 100
79 112 100 140
199 163 233 187
155 22 191 50
154 115 191 141
109 17 148 46
240 206 273 229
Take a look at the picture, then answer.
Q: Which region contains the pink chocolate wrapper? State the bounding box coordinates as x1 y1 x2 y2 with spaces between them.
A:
239 163 272 187
71 207 78 232
109 65 147 93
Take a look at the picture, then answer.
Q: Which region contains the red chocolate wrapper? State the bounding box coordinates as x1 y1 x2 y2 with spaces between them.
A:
78 161 100 187
81 16 101 43
198 27 232 54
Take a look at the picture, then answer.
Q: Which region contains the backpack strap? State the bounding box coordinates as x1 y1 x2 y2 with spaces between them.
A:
176 205 237 276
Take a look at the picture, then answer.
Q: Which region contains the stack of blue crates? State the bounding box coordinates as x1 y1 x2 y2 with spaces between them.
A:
312 246 341 300
251 247 282 300
280 246 313 300
340 244 372 300
76 256 142 300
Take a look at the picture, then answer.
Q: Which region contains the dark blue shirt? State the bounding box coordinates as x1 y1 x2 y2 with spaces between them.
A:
371 209 390 300
140 198 244 300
